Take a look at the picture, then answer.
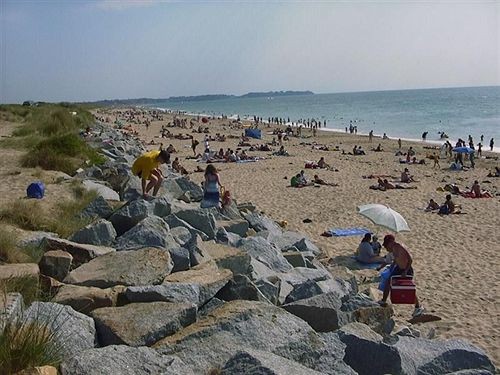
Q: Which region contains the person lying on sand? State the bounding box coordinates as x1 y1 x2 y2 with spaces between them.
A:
370 178 417 191
313 175 338 186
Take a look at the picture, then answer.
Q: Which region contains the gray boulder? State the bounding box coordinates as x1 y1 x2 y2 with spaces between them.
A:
239 237 293 273
198 297 225 317
217 219 249 237
168 246 191 272
41 237 115 268
70 219 117 246
155 300 354 374
243 212 282 233
164 214 209 241
221 349 326 375
83 180 120 201
91 302 196 346
163 261 232 306
164 177 204 202
114 216 170 251
38 250 73 281
79 196 114 220
125 283 201 305
393 336 496 375
18 231 59 248
169 226 192 247
337 322 403 375
109 199 153 236
197 240 250 276
23 302 96 358
255 277 281 305
59 345 194 375
216 227 242 247
64 248 173 288
216 274 270 303
175 209 217 240
52 284 125 314
283 251 307 267
282 292 343 332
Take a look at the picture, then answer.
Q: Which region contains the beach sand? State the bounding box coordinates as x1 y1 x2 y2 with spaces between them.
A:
99 108 500 365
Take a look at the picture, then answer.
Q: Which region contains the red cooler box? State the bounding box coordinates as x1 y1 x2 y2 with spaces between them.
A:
390 276 416 304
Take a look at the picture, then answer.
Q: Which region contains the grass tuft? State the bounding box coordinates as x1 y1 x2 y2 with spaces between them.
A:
0 276 44 306
0 307 63 373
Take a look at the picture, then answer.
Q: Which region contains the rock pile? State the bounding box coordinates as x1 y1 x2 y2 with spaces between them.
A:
2 122 495 374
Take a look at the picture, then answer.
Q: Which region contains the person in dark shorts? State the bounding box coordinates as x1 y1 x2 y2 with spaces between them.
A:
378 234 424 317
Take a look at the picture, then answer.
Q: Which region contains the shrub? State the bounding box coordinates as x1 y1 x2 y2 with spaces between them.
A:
0 310 63 373
0 276 43 306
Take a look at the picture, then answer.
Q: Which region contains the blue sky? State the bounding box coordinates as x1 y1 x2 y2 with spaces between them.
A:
0 0 498 103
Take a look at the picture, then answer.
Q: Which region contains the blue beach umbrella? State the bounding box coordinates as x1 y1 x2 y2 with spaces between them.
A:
452 147 474 154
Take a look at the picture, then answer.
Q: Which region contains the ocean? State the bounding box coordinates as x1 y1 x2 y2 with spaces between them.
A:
152 86 500 150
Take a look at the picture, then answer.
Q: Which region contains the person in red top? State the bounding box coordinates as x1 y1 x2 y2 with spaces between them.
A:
378 234 425 317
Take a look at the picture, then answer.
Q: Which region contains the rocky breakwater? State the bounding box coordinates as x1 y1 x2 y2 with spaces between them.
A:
1 121 496 375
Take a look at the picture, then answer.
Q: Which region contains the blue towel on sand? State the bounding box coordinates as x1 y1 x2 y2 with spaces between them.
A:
329 228 371 237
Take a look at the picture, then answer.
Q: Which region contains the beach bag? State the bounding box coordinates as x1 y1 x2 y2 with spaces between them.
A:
378 264 394 291
26 181 45 199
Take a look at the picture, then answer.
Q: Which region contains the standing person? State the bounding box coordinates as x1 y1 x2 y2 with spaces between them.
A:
422 131 428 141
201 164 222 208
477 142 482 157
369 130 373 143
378 235 425 317
191 138 199 157
398 138 402 149
432 153 440 169
131 149 170 198
490 138 494 151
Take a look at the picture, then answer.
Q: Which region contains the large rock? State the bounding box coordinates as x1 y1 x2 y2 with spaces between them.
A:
163 261 232 306
221 349 326 375
198 241 250 275
0 292 23 330
114 216 171 251
64 248 173 288
155 300 354 374
79 196 114 220
393 336 496 375
38 250 73 281
125 283 201 306
217 219 249 237
216 227 242 247
174 209 217 240
164 214 209 241
0 263 39 282
23 302 96 358
282 292 343 332
91 302 197 346
41 237 115 268
243 212 282 233
216 274 269 303
109 199 153 235
82 180 120 201
339 293 394 335
164 177 204 202
337 322 403 375
52 284 125 314
69 219 117 247
239 237 293 273
18 231 59 248
59 345 194 375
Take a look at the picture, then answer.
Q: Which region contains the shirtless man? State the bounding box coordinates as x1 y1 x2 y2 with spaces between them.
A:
379 234 424 317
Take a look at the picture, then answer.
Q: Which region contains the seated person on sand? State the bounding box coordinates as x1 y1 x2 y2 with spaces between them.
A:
273 146 289 156
166 144 177 153
372 143 383 152
355 146 366 155
317 157 330 169
291 174 305 188
313 175 337 186
486 166 500 178
468 180 492 198
425 199 440 211
438 194 461 215
372 235 382 255
172 157 188 175
356 233 387 264
401 168 415 183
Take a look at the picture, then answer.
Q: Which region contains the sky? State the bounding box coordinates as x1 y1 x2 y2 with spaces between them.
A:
0 0 498 103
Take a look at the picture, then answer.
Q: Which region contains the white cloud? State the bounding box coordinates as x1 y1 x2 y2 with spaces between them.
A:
96 0 161 11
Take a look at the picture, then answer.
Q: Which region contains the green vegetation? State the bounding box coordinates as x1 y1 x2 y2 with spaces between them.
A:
0 184 97 238
0 276 44 306
0 228 44 264
0 314 63 373
0 104 105 175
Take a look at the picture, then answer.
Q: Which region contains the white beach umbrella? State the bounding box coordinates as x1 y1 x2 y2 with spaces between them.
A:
357 204 410 233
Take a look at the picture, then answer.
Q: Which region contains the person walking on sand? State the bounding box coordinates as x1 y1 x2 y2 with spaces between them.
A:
432 152 440 169
131 149 170 198
378 234 425 317
191 138 199 157
398 138 402 149
369 130 373 143
490 138 494 151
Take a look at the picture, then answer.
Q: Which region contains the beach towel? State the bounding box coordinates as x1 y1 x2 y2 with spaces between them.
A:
329 228 371 237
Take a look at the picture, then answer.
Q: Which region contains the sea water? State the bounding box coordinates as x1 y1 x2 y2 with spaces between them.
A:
152 86 500 150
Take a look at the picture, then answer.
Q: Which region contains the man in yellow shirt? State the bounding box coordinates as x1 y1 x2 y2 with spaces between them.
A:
131 149 170 198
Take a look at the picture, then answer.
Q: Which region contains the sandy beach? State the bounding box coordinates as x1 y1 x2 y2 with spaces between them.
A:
97 108 500 365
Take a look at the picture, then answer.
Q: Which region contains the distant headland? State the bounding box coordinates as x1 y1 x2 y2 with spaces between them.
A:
86 90 314 106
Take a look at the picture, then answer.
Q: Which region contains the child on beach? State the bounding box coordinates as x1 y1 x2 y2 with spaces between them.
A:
201 164 222 208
